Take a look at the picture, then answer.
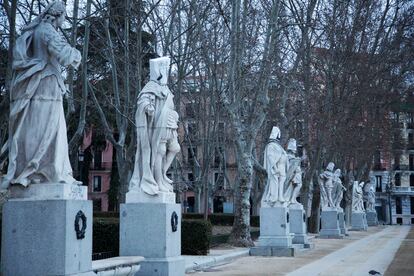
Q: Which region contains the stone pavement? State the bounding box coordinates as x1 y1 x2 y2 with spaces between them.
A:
186 225 411 276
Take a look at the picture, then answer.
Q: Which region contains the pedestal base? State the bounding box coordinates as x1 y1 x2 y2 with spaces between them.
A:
350 212 368 231
1 199 92 276
366 211 378 226
289 206 311 245
120 202 184 276
318 209 343 239
338 211 348 236
251 206 294 256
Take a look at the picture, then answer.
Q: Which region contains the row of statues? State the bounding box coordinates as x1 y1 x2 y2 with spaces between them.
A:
261 127 303 208
319 162 376 213
319 162 346 211
0 1 378 215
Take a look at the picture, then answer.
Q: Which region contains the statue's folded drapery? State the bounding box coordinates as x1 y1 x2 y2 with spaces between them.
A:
1 22 81 189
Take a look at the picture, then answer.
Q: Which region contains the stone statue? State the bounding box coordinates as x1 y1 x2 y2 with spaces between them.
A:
366 183 376 212
319 162 335 209
352 181 365 212
284 138 302 206
332 169 346 210
129 57 180 196
262 126 288 207
1 1 82 190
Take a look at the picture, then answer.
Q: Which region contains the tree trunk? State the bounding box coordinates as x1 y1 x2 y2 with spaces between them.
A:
308 173 321 233
228 148 254 247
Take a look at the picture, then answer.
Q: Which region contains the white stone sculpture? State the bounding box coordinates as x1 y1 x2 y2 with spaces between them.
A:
1 1 81 190
128 56 180 196
319 162 335 209
332 169 346 210
366 183 376 212
352 181 365 212
262 126 288 207
284 138 302 206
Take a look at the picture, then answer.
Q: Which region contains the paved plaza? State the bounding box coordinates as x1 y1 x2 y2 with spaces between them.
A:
186 225 413 276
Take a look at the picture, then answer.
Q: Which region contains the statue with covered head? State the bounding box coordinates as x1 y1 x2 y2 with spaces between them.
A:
129 56 180 196
261 126 288 207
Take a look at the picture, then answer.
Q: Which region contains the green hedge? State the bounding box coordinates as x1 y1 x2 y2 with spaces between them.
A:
181 213 260 227
181 219 212 255
92 218 213 256
93 218 119 256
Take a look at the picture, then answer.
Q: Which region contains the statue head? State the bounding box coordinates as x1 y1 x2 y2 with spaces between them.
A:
334 168 341 177
21 1 66 32
150 57 170 85
287 138 297 153
269 126 281 140
326 162 335 172
359 181 365 188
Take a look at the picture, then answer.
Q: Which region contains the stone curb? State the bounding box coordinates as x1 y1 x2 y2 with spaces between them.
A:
185 249 250 272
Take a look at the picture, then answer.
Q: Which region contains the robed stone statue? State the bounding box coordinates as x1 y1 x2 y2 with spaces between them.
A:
129 57 180 196
1 1 81 189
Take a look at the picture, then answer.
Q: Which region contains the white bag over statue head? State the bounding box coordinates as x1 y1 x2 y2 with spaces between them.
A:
150 57 171 85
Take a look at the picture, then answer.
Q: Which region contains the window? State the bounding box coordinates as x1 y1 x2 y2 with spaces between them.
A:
396 197 402 214
94 149 102 169
394 155 400 170
375 175 382 192
188 173 194 182
374 151 381 169
187 122 198 140
408 133 413 144
93 198 102 211
397 217 403 224
187 147 197 164
410 154 414 171
214 147 223 167
214 172 224 189
93 176 102 192
411 218 414 224
395 173 401 186
411 175 414 187
411 197 414 215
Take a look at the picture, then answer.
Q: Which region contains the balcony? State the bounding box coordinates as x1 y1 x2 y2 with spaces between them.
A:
392 186 414 195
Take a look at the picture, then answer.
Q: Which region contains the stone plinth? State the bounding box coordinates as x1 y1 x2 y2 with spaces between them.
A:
366 211 378 226
338 210 347 236
350 212 368 231
1 199 92 276
318 209 343 239
120 203 184 276
9 183 87 200
250 206 295 257
126 190 175 204
289 205 311 246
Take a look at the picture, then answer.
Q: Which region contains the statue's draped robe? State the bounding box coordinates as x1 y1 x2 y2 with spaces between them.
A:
129 81 175 195
262 141 287 205
1 22 81 189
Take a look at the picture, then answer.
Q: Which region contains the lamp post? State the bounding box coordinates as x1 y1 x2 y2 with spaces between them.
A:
386 183 392 225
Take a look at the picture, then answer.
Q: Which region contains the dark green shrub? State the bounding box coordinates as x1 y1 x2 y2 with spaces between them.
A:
181 219 212 255
94 212 119 218
93 218 119 256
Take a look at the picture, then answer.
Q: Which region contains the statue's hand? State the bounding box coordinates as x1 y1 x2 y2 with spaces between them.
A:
145 104 155 116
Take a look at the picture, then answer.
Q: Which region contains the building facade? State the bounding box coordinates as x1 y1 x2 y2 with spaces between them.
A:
370 110 414 225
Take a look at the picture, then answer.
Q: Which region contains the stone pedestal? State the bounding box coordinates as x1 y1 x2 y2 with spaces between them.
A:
1 187 92 276
338 210 347 236
350 212 368 231
120 202 184 276
366 211 378 226
318 209 343 239
250 206 295 257
289 205 311 246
